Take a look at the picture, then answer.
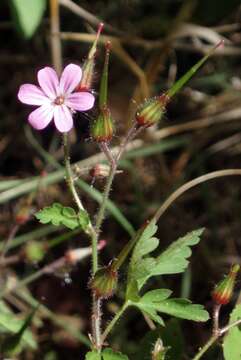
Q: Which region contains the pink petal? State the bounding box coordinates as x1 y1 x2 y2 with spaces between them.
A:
65 92 95 111
59 64 82 95
37 67 59 99
18 84 50 105
54 105 73 133
28 104 54 130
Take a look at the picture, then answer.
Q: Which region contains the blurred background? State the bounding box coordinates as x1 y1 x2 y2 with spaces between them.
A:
0 0 241 359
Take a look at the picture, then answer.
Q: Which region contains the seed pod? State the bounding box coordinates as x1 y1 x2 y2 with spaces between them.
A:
212 264 240 305
90 264 118 299
76 23 104 91
90 41 114 142
135 94 169 127
91 107 114 142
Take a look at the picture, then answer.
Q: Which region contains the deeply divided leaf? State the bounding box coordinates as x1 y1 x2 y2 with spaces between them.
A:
35 203 89 230
85 349 128 360
223 304 241 360
102 348 129 359
126 226 204 298
126 219 159 299
85 351 102 360
130 289 209 325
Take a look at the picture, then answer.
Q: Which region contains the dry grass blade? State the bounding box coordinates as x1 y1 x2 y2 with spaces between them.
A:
59 0 121 35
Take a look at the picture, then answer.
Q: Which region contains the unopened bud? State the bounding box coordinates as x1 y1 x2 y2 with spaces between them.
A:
15 196 33 225
152 339 169 360
136 94 169 127
15 206 31 225
24 241 46 263
76 23 104 91
90 264 118 299
212 264 240 305
89 164 111 178
91 107 114 142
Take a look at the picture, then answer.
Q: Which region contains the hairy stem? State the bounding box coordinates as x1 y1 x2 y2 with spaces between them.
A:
95 123 140 238
101 302 128 344
213 304 221 336
63 133 97 257
192 335 218 360
63 133 86 212
94 161 116 237
92 295 102 350
192 318 241 360
92 124 141 350
63 133 102 348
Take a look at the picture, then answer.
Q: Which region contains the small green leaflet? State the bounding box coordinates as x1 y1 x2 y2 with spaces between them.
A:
126 219 159 300
102 348 129 359
85 351 101 360
130 289 209 325
35 203 89 230
223 304 241 360
9 0 46 39
85 349 128 360
126 222 204 299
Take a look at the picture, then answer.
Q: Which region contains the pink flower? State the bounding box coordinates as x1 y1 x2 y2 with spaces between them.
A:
18 64 95 132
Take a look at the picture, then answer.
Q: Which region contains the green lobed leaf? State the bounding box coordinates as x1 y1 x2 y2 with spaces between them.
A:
78 209 90 230
126 225 204 298
126 219 159 300
131 220 159 264
139 228 204 290
102 348 129 359
223 304 241 360
9 0 46 39
85 351 102 360
85 349 128 360
153 298 209 322
131 289 209 325
153 228 204 275
35 203 89 230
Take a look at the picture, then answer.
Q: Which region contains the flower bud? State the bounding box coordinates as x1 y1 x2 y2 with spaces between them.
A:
90 264 118 299
24 241 46 263
89 164 111 178
135 94 169 127
91 107 114 142
15 196 33 225
212 264 240 305
152 339 169 360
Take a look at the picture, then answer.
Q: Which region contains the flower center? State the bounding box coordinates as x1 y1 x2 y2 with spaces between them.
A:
54 95 65 105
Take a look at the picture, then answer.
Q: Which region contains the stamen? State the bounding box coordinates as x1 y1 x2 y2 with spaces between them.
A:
54 96 65 105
